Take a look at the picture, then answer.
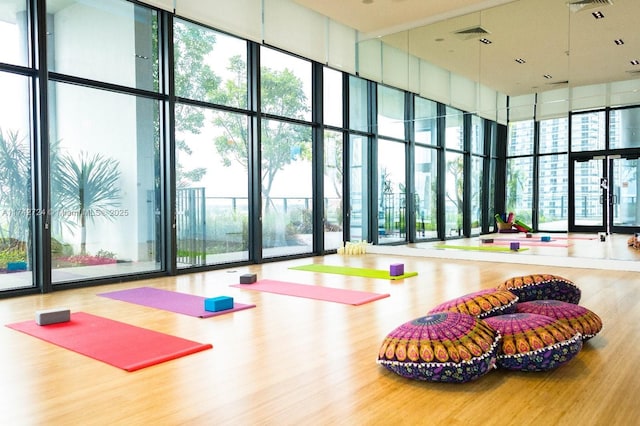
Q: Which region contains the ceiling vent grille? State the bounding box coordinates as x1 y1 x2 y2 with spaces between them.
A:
454 26 490 40
567 0 613 13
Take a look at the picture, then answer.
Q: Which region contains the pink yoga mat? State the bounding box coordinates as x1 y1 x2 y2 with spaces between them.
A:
6 312 212 372
98 287 256 318
230 279 389 305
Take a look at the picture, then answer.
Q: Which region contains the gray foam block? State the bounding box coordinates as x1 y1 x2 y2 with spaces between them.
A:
35 308 71 325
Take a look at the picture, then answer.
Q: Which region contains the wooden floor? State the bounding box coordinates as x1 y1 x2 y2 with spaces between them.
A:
1 234 639 425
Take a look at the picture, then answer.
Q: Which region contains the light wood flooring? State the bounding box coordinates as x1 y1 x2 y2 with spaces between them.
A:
0 234 639 425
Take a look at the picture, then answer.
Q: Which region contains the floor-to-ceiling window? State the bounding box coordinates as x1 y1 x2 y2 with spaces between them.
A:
538 117 569 231
377 85 406 244
414 96 439 240
322 67 344 251
260 47 313 258
506 120 534 226
470 115 484 235
173 19 250 267
444 107 464 237
47 0 163 283
0 0 32 290
347 76 371 243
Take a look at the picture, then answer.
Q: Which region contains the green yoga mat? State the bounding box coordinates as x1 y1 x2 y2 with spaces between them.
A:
290 264 418 280
436 244 530 252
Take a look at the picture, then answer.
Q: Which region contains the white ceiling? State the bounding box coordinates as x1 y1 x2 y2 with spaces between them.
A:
294 0 640 97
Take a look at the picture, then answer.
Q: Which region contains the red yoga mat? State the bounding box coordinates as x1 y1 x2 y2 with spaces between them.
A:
230 279 389 305
6 312 213 372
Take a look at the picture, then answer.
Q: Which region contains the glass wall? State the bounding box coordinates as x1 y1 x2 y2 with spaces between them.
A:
445 107 464 236
260 47 313 258
349 135 369 242
323 67 344 251
506 120 535 225
470 115 484 235
0 72 32 291
174 19 250 267
378 139 406 243
47 0 162 283
538 118 569 231
414 97 439 240
0 0 513 296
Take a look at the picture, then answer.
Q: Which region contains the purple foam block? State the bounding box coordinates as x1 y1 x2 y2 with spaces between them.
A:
390 263 404 276
510 242 520 251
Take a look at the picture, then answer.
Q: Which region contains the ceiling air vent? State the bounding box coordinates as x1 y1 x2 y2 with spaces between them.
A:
547 80 570 86
567 0 613 13
454 26 490 40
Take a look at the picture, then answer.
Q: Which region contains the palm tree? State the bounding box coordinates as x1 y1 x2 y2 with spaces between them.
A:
53 151 122 255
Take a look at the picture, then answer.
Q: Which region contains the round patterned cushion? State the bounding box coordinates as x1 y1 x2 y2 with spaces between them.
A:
428 288 519 319
377 312 501 383
516 300 603 341
497 274 581 304
483 313 583 371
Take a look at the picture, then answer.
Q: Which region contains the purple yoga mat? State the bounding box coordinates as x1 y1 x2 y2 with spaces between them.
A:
98 287 256 318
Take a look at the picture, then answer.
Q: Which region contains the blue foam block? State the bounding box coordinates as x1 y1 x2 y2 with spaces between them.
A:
7 261 27 271
204 296 234 312
541 236 551 242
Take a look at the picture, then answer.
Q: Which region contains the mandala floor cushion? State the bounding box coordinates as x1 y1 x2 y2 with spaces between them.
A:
428 288 519 319
497 274 581 304
516 300 603 341
483 312 583 371
377 312 501 383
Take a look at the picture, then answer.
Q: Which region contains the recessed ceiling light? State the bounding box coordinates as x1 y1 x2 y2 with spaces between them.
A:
479 38 492 44
543 74 553 79
614 39 624 45
631 60 640 66
592 11 605 19
515 58 526 64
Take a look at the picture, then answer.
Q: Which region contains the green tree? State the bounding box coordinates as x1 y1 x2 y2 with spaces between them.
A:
172 21 222 187
212 57 311 211
53 152 122 255
0 128 30 244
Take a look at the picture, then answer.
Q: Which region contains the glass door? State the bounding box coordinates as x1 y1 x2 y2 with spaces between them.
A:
611 156 640 231
571 157 605 231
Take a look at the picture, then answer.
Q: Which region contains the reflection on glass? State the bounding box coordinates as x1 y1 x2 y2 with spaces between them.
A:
612 158 640 227
610 108 640 149
378 85 405 139
508 120 534 156
571 111 605 152
47 0 159 91
176 105 249 267
349 135 368 241
324 130 343 251
415 97 437 145
471 155 483 235
49 83 162 282
378 139 406 244
261 119 312 258
506 156 534 224
445 107 463 151
260 47 311 122
0 0 28 67
574 159 603 227
0 72 32 291
539 117 568 154
539 154 568 231
471 115 484 154
414 145 437 240
174 19 247 108
445 152 463 236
